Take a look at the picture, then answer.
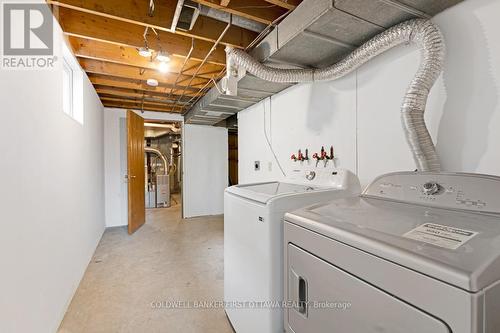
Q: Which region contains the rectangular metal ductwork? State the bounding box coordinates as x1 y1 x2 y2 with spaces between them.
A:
172 0 200 31
184 0 462 126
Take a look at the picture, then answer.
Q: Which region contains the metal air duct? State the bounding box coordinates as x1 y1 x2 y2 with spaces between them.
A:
199 5 266 33
224 19 444 172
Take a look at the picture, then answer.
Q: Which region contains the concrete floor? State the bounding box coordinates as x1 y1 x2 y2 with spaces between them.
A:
58 198 233 333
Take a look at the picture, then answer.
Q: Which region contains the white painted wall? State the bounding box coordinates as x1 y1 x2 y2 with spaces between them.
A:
238 0 500 188
0 17 105 333
104 108 183 227
183 125 228 218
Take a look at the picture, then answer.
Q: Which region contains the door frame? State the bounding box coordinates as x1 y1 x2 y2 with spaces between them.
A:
143 119 184 219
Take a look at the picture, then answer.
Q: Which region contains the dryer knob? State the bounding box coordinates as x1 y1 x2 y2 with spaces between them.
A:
422 182 440 195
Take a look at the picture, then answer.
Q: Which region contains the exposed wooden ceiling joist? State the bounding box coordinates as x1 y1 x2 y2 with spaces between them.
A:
68 36 224 79
79 58 209 91
94 86 192 104
88 77 199 100
48 0 299 113
191 0 287 25
103 100 183 113
88 74 199 97
263 0 301 10
99 96 187 109
48 0 258 48
57 8 226 66
99 94 189 108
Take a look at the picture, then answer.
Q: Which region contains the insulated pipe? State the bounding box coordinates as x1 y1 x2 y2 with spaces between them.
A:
145 147 169 175
225 19 445 172
144 122 181 133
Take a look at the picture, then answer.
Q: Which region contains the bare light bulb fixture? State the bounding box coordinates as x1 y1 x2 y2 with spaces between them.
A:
158 61 169 73
158 62 169 73
138 47 153 57
156 50 170 63
146 78 159 87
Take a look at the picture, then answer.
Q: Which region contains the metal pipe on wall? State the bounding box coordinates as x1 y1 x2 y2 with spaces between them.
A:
224 19 445 172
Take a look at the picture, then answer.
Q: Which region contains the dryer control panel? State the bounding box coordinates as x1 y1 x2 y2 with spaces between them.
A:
362 172 500 214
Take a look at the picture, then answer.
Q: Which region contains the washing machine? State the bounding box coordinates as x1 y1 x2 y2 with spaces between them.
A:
224 166 361 333
284 171 500 333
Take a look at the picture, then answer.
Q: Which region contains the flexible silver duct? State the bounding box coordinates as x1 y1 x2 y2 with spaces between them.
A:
225 19 445 172
145 147 169 175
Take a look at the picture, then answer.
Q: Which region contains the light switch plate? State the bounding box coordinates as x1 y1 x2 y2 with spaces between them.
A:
254 161 260 171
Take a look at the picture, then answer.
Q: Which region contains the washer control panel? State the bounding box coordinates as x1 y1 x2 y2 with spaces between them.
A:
287 166 360 193
363 172 500 214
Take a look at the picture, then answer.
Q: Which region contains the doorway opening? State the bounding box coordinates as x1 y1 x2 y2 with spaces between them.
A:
144 120 183 214
228 128 238 186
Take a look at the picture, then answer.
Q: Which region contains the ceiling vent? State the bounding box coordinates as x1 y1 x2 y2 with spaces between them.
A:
172 0 200 31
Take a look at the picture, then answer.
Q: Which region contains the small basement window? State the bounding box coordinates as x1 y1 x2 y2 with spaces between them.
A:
62 43 84 124
62 58 73 117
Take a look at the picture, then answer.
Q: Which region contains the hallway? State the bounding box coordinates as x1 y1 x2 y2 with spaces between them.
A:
58 201 232 333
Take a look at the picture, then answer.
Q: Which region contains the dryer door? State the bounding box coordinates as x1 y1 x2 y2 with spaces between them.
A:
287 244 451 333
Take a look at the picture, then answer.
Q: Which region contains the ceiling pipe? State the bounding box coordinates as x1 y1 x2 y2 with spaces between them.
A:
144 123 181 133
224 19 445 172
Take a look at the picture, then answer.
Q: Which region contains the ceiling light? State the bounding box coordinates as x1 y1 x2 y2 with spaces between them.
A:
158 62 169 73
138 47 153 57
156 50 171 63
146 78 159 87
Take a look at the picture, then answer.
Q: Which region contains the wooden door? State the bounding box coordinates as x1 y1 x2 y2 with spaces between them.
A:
228 132 238 186
127 110 145 234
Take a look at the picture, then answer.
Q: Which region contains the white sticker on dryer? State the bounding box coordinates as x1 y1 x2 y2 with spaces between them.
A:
403 223 479 250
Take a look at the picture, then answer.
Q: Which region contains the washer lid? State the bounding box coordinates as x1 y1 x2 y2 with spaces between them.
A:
286 196 500 292
225 168 360 204
226 181 327 204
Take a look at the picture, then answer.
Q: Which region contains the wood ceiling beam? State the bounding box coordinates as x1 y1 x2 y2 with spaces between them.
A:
220 0 231 6
94 86 192 104
69 36 225 80
79 58 209 91
262 0 301 10
103 100 183 113
48 0 257 48
97 91 190 107
191 0 287 25
88 74 200 98
57 8 226 66
99 96 186 109
88 74 199 97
